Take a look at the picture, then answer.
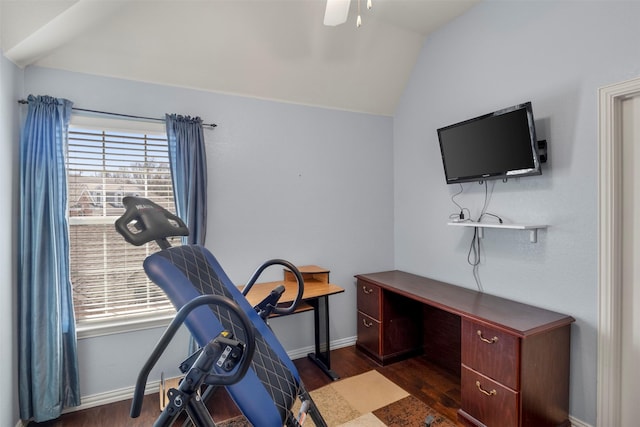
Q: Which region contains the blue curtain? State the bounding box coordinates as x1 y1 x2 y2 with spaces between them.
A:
18 95 80 422
165 114 208 245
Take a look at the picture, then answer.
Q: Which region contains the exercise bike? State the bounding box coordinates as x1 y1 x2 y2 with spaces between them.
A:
115 197 327 427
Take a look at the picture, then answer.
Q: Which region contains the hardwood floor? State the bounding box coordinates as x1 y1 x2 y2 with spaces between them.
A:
27 345 462 426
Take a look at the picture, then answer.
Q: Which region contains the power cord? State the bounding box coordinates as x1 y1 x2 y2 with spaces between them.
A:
449 181 505 293
466 181 499 292
449 184 471 222
480 212 503 224
449 209 471 222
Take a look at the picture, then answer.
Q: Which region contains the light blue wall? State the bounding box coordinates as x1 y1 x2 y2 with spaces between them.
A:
14 2 640 424
23 66 395 399
0 51 22 427
394 1 640 425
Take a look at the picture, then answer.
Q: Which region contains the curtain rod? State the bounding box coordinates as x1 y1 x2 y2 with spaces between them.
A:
17 99 217 128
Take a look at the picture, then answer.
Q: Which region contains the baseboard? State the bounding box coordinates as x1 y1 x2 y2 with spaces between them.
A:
288 335 357 360
61 380 161 414
60 336 358 414
570 415 593 427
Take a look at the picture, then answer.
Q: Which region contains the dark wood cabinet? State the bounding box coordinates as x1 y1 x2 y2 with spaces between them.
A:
355 271 574 427
356 280 421 364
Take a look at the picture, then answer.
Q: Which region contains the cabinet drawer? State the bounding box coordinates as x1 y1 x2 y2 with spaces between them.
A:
356 311 380 356
461 365 519 427
357 280 381 319
461 319 519 389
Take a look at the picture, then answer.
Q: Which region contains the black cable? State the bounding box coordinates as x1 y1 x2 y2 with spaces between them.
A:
466 227 484 292
467 227 480 267
449 184 471 221
449 209 471 222
481 212 503 224
473 261 484 293
467 181 496 292
477 181 493 221
451 183 464 211
453 180 501 293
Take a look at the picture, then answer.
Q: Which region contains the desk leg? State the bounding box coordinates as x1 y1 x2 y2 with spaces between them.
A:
307 295 339 380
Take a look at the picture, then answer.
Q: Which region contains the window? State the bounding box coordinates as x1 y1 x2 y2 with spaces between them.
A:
66 117 181 333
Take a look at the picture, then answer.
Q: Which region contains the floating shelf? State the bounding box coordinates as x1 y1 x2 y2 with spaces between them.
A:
448 221 548 243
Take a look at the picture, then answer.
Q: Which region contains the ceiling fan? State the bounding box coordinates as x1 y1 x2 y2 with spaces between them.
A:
324 0 372 27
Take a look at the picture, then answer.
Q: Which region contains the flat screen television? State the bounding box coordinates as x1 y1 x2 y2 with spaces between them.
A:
437 102 541 184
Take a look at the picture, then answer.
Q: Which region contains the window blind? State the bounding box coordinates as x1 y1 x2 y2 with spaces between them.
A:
67 126 180 323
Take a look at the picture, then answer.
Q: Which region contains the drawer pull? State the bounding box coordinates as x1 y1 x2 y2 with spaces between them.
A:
477 330 499 344
362 318 373 328
362 286 373 295
475 381 497 397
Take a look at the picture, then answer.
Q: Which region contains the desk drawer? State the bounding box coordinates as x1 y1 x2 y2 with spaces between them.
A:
461 365 519 427
356 311 380 356
357 280 381 319
461 319 519 389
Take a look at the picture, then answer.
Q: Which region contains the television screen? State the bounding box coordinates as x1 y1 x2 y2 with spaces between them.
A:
437 102 541 184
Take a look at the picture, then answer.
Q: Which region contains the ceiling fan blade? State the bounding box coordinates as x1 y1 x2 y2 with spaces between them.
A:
324 0 351 26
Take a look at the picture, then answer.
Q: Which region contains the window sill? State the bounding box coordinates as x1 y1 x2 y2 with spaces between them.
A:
76 312 176 339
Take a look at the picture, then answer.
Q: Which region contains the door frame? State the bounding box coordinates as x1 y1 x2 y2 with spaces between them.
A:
597 76 640 427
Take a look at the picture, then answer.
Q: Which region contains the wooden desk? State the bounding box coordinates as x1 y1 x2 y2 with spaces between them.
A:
355 270 574 427
240 266 344 380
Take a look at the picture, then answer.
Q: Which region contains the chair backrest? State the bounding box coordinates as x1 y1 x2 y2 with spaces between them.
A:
144 245 302 426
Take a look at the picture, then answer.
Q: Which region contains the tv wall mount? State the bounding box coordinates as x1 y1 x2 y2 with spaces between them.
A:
537 140 548 163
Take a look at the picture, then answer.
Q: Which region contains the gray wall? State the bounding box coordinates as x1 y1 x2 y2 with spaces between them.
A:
22 66 395 399
393 1 640 425
0 52 22 426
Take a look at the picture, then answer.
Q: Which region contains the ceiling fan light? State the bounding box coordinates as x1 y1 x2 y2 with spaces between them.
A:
324 0 351 26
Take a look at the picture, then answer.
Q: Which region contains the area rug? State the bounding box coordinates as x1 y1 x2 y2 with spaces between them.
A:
217 370 457 427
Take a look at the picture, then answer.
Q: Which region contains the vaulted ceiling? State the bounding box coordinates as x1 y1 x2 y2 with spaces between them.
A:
1 0 478 115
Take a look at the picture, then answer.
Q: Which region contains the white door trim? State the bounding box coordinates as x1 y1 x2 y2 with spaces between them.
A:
597 76 640 427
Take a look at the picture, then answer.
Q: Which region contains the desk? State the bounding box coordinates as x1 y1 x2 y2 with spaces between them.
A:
240 266 344 380
355 270 574 427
